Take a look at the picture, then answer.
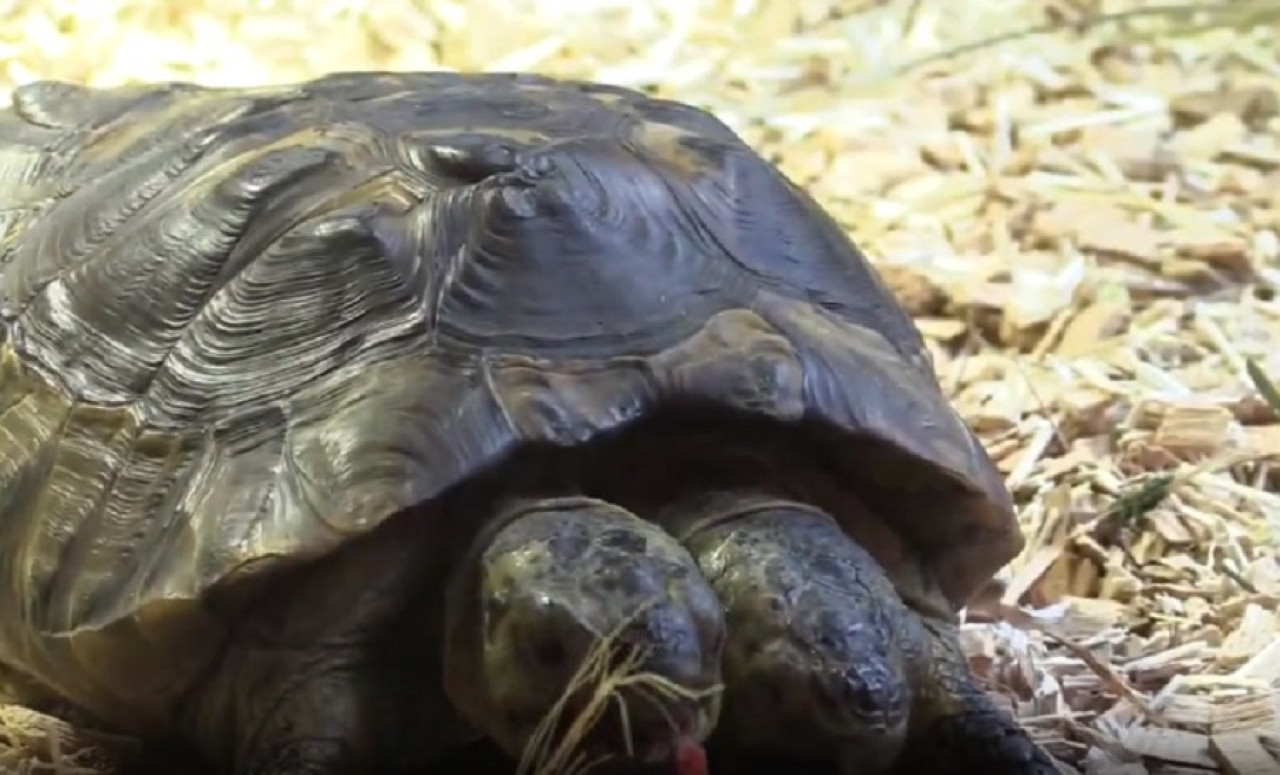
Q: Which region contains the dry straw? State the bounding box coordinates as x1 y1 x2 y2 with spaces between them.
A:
0 705 138 775
517 601 722 775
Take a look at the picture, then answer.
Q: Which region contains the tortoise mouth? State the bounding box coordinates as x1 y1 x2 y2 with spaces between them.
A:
512 688 715 768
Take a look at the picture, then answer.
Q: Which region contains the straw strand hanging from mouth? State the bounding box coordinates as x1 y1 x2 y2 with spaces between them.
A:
517 601 721 775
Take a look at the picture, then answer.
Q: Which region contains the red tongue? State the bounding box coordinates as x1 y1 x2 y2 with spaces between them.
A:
675 739 708 775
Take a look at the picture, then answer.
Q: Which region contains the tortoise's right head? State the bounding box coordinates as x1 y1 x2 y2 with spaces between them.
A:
443 496 725 765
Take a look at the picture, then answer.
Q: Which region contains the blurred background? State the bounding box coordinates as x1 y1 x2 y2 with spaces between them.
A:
1 1 1279 773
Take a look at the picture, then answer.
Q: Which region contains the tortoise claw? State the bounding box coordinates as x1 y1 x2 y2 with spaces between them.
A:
242 738 361 775
896 705 1061 775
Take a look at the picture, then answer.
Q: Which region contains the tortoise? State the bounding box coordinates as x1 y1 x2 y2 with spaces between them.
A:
0 70 1057 775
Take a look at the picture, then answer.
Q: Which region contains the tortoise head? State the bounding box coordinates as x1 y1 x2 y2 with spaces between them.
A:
443 496 724 765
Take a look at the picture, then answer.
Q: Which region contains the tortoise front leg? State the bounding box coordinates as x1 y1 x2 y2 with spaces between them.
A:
243 736 364 775
183 518 460 775
225 648 379 775
897 620 1059 775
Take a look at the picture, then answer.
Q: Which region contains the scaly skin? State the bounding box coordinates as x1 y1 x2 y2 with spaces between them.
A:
669 493 1058 775
898 614 1059 775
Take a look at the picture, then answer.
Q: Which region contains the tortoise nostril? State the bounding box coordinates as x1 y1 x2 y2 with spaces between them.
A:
811 670 886 723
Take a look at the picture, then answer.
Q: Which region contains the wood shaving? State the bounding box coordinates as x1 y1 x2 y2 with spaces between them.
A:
1 0 1279 772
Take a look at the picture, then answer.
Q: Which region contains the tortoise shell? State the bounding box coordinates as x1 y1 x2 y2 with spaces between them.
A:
0 70 1018 725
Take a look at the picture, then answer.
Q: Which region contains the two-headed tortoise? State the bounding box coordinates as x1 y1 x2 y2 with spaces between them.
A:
0 71 1056 775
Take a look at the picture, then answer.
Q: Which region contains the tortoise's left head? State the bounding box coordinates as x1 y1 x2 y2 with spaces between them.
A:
443 495 724 764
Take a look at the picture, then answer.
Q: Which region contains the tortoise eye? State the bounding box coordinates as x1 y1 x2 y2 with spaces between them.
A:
527 632 568 669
